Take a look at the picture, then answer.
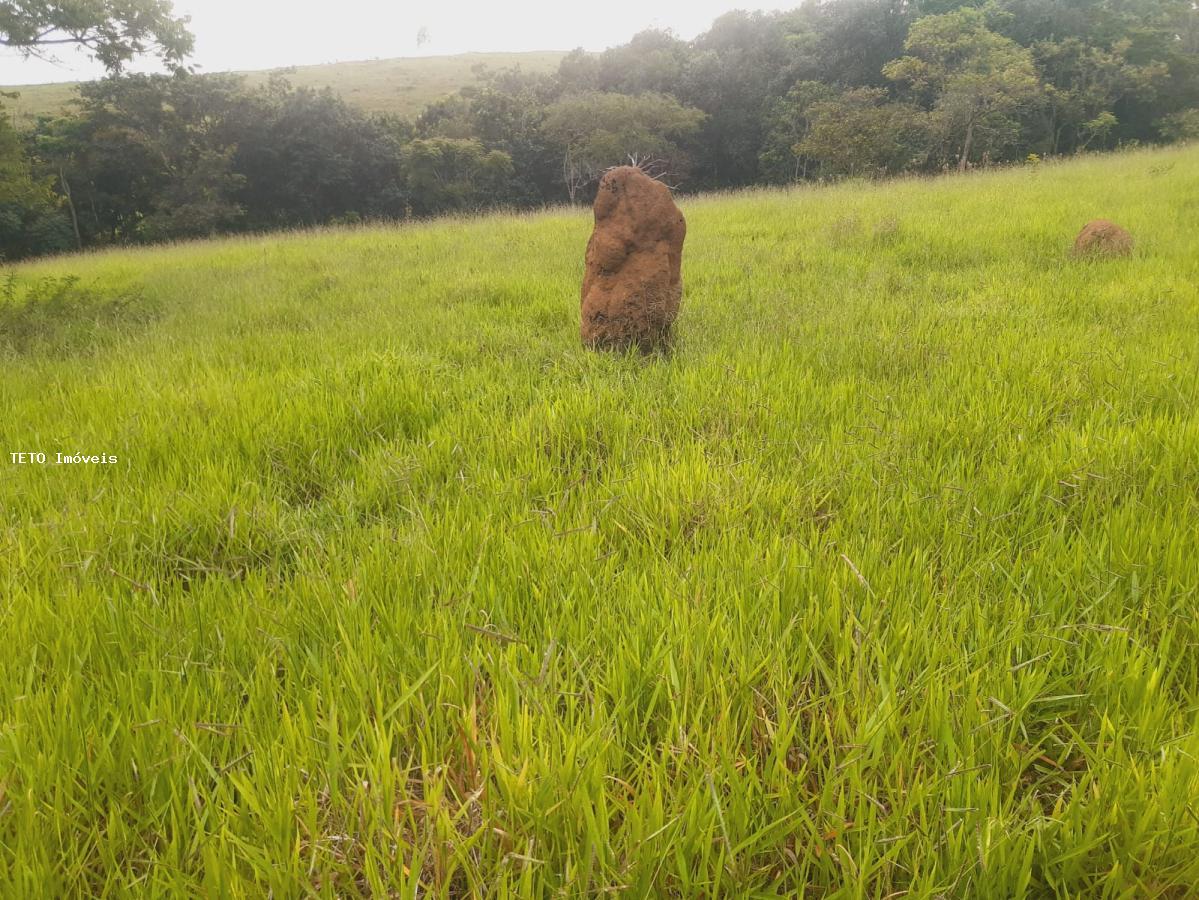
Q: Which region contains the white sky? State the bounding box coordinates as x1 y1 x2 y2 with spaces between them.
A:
0 0 788 85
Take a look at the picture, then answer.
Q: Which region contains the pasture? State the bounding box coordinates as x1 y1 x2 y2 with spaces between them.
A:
2 145 1198 896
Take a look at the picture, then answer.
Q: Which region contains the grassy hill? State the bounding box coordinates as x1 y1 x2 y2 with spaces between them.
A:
3 146 1199 895
0 51 568 128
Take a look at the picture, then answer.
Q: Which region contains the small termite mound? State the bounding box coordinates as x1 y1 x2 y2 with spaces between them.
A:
1073 219 1134 258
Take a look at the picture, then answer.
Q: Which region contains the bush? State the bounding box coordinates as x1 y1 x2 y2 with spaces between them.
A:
0 272 158 355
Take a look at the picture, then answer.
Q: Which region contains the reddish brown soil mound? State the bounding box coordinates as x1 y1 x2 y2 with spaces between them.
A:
581 166 686 351
1073 219 1134 258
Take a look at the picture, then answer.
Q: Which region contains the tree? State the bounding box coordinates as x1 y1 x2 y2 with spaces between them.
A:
587 29 691 95
400 138 517 215
462 69 561 202
678 10 809 187
33 72 415 244
34 73 247 243
1158 107 1199 141
0 108 72 259
416 93 476 140
800 0 913 89
0 0 193 72
226 78 405 227
542 91 704 201
797 88 932 177
988 0 1199 144
884 8 1040 170
137 147 244 240
758 80 835 182
1031 38 1168 154
419 66 561 203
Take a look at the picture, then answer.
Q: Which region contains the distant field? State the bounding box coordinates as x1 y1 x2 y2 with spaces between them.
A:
0 51 568 127
3 146 1199 895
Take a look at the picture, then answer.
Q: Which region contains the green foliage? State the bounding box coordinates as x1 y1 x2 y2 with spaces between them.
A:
558 29 691 96
1032 38 1169 154
2 144 1199 895
802 0 913 88
678 11 809 186
0 108 71 259
226 79 405 228
885 8 1041 169
542 91 704 200
467 75 559 194
758 81 835 182
1080 110 1120 149
401 138 517 214
1158 107 1199 140
27 73 409 244
0 0 193 72
0 271 156 354
797 87 931 177
137 147 245 241
35 73 250 243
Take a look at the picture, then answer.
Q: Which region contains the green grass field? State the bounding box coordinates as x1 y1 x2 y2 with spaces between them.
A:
2 145 1199 897
1 51 567 128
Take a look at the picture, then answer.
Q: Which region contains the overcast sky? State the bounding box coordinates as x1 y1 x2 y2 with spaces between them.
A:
0 0 788 85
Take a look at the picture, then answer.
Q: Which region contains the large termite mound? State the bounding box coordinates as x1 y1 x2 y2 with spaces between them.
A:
580 166 686 352
1073 219 1134 258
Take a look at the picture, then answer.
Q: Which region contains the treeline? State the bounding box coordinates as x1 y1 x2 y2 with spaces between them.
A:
3 0 1198 259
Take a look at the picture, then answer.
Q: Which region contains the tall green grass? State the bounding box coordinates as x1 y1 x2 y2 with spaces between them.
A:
2 146 1198 897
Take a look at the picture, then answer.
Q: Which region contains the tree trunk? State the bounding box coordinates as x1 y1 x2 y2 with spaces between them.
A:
958 118 976 173
563 151 576 204
59 167 83 251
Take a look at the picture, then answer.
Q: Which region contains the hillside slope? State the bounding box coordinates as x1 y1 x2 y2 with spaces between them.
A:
3 147 1199 895
1 50 567 127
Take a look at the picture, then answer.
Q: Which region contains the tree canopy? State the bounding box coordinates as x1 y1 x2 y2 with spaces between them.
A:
542 91 704 200
0 1 193 72
885 9 1041 170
